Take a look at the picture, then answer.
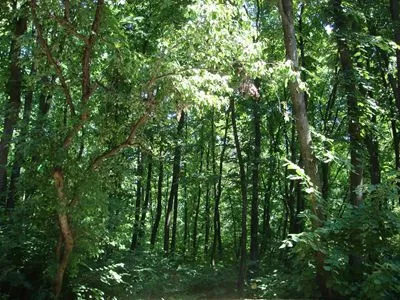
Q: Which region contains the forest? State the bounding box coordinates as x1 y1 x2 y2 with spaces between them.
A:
1 0 400 299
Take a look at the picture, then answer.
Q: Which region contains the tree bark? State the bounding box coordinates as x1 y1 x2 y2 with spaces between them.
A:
0 6 27 206
278 0 330 297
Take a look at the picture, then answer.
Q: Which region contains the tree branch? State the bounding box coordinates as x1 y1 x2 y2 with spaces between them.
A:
82 0 104 103
30 0 76 116
50 15 88 44
90 100 155 170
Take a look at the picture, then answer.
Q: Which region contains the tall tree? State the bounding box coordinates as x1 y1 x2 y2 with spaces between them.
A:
0 2 27 206
277 0 330 297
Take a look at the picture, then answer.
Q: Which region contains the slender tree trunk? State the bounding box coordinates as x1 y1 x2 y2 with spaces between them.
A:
131 151 144 250
164 111 185 253
365 117 381 186
192 138 204 256
138 154 152 242
0 6 27 205
250 95 261 264
230 98 248 294
150 146 163 247
278 0 330 298
204 137 211 256
211 110 229 265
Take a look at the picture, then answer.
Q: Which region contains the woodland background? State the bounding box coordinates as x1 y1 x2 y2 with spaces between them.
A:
0 0 400 299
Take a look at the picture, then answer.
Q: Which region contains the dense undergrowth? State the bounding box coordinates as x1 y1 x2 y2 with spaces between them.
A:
2 203 400 300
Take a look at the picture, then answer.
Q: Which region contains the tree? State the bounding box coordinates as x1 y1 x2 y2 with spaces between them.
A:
0 1 27 206
277 0 330 297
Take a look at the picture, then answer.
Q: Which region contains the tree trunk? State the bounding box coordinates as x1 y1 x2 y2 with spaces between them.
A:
192 136 204 256
331 0 364 282
138 154 152 242
164 111 185 253
278 0 330 297
211 110 229 265
53 169 74 299
7 77 33 209
204 134 211 256
150 146 163 247
131 151 144 250
0 7 27 206
230 98 248 294
250 94 261 264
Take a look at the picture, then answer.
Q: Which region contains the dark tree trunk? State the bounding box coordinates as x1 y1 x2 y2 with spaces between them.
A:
192 136 204 256
204 135 211 256
250 95 261 264
365 119 381 186
7 77 33 209
164 111 185 253
150 146 163 247
131 151 144 250
332 0 364 283
230 98 248 294
211 109 229 265
138 154 152 242
0 8 27 206
278 0 330 297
